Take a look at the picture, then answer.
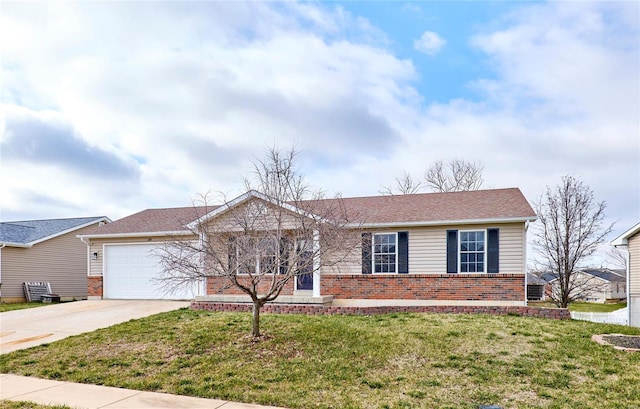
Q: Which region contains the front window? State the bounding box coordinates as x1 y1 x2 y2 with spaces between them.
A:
236 236 278 274
373 233 397 273
460 231 485 273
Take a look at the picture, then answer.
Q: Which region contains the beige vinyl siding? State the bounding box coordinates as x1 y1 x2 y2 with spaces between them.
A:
88 235 198 276
323 222 526 275
410 223 524 274
629 233 640 296
0 224 99 300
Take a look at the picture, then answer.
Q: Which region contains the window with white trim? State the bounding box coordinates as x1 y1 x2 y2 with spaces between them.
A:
373 233 397 273
236 236 278 274
459 231 485 273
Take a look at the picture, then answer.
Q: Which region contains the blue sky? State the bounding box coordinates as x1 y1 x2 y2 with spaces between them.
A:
337 1 515 103
1 1 638 265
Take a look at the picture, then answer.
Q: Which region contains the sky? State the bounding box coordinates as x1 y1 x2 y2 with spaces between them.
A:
1 1 639 262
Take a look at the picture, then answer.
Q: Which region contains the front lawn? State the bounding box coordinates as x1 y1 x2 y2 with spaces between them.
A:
0 303 48 313
529 301 627 313
1 309 639 409
569 302 627 313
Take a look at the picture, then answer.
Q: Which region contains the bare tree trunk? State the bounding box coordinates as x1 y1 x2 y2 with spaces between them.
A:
252 301 261 337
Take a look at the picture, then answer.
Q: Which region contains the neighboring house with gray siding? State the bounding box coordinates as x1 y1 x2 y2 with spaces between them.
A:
0 217 110 302
613 221 640 328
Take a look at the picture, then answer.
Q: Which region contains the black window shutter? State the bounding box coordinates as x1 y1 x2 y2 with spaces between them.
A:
228 236 237 272
446 230 458 274
362 233 372 274
279 237 289 275
398 231 409 274
487 228 499 274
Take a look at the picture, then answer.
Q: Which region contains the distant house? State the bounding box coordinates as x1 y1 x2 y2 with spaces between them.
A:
540 268 626 304
79 188 537 306
612 221 640 328
0 217 110 302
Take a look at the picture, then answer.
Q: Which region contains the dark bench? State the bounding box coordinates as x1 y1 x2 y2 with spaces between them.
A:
23 281 59 302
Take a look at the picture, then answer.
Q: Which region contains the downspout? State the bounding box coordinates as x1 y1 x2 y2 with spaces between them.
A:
623 246 631 326
80 237 91 278
524 221 530 306
613 243 631 326
0 243 5 302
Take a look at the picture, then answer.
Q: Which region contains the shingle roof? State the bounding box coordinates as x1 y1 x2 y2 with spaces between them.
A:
0 217 108 246
581 269 626 283
81 206 211 236
305 188 536 225
538 269 626 283
80 188 535 237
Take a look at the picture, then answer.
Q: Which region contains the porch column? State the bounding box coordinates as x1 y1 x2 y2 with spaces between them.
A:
313 229 321 297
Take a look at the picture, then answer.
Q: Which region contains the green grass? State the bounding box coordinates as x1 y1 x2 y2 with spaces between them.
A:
529 301 627 313
0 303 48 313
0 401 71 409
1 309 639 409
568 302 627 313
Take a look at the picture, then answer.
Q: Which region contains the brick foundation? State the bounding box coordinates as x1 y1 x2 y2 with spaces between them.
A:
190 302 570 320
87 276 103 297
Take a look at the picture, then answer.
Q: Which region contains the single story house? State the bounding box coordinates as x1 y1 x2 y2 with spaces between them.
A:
79 188 536 306
544 268 626 304
0 216 110 302
612 221 640 328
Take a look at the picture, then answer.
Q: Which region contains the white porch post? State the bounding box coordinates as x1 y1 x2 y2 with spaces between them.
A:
313 229 321 297
199 230 207 296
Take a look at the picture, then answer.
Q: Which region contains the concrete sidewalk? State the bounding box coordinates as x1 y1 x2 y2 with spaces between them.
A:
1 374 287 409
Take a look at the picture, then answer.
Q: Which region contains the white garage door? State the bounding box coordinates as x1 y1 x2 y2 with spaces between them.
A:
104 244 200 300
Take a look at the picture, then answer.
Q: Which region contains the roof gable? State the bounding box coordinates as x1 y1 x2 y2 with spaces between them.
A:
0 216 110 247
186 190 311 230
612 221 640 246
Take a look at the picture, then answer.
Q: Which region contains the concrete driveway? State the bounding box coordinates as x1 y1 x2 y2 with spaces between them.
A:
0 300 190 354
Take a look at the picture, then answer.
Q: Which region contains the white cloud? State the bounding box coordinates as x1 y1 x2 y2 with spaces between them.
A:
0 0 637 246
413 31 446 55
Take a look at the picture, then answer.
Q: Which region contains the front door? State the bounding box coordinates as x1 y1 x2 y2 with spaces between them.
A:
296 248 314 291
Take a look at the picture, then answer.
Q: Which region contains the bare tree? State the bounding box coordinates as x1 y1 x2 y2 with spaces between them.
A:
156 146 360 337
379 170 423 195
533 175 614 308
424 159 484 192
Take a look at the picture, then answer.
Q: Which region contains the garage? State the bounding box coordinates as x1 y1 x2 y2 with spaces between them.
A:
104 244 200 300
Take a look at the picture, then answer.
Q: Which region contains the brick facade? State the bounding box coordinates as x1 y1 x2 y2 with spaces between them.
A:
87 276 103 297
320 274 524 301
191 302 571 320
206 273 525 302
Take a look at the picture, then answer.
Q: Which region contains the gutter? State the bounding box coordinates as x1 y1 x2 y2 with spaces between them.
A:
0 241 32 248
77 230 193 239
348 216 538 229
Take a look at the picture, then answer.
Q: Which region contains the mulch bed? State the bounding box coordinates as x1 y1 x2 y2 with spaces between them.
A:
592 334 640 351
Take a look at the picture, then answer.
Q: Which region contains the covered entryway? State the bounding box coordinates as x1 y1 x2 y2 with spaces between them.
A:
104 244 199 300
